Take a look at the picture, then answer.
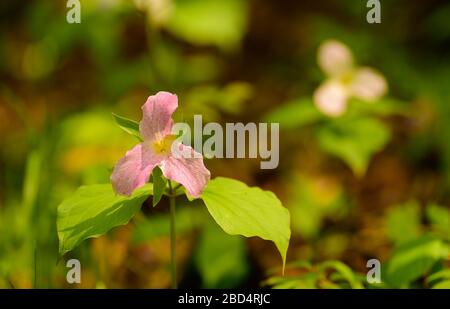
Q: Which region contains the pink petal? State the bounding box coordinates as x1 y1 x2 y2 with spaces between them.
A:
313 80 348 117
111 143 163 196
159 143 210 198
140 91 178 142
318 40 354 77
350 67 388 102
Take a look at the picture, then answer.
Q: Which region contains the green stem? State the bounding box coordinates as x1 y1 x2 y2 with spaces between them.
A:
168 182 177 289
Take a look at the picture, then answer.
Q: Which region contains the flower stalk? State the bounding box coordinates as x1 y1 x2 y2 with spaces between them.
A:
168 181 177 289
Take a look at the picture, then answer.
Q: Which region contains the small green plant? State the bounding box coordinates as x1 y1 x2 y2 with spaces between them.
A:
56 91 291 288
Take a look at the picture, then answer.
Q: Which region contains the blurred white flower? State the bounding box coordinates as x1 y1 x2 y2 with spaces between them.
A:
313 40 388 117
134 0 173 26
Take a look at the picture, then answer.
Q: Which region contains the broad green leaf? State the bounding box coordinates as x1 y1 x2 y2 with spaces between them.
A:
201 177 291 270
385 235 450 287
264 98 324 129
112 113 142 141
385 201 421 246
57 184 152 255
151 166 166 207
317 117 390 176
165 0 248 51
195 223 248 288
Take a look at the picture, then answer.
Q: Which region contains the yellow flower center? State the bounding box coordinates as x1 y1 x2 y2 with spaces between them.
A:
151 134 177 155
339 70 355 85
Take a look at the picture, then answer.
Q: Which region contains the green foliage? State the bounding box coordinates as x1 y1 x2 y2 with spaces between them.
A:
319 261 363 289
385 201 421 246
288 174 347 239
384 235 449 287
265 97 393 177
165 0 249 51
57 184 153 255
132 204 206 243
151 167 166 207
201 177 291 270
56 176 292 276
317 117 391 176
61 111 127 147
346 98 409 117
426 204 450 240
194 223 248 288
426 269 450 289
112 113 142 142
264 98 324 129
183 82 253 122
4 0 450 289
265 260 363 289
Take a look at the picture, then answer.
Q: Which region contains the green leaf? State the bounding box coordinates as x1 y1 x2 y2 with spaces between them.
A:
264 98 324 129
385 235 449 287
57 184 152 255
112 113 142 141
151 166 166 207
317 117 390 176
432 280 450 289
426 269 450 285
319 261 363 289
347 97 409 117
265 273 318 289
201 177 291 270
426 204 450 240
165 0 249 51
195 223 248 288
385 201 421 246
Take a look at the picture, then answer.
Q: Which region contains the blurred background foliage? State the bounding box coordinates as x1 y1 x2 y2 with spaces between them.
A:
0 0 449 288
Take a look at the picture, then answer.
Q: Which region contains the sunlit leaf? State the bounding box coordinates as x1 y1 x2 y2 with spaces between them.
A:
112 113 142 141
317 117 390 176
201 177 291 270
165 0 249 50
265 273 318 289
432 280 450 289
57 184 152 255
426 269 450 286
385 235 449 287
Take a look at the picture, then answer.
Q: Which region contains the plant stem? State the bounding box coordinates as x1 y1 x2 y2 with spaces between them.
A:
168 182 177 289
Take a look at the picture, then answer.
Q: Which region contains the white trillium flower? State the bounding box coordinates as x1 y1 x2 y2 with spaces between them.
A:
313 40 388 117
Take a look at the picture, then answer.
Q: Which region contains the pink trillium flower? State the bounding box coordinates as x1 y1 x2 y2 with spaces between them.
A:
111 91 210 198
313 40 388 117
